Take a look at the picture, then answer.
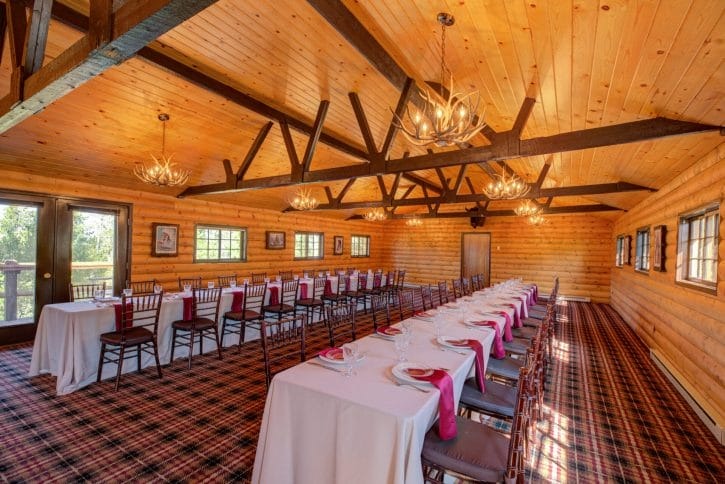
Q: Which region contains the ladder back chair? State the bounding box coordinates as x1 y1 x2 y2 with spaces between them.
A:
461 277 472 296
251 272 267 284
170 287 223 369
178 277 202 292
263 279 299 321
69 281 106 302
278 270 294 281
437 281 449 305
325 303 357 347
451 279 463 299
260 314 307 387
397 288 416 322
295 276 326 325
96 292 163 391
126 279 156 295
420 284 434 310
370 294 391 331
322 275 347 308
344 273 368 314
221 282 267 351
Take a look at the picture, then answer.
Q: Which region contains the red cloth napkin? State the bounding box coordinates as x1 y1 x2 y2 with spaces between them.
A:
465 339 486 391
231 290 244 312
496 311 514 342
471 321 504 359
182 296 193 321
268 286 279 305
411 369 457 440
113 302 133 331
506 303 522 328
299 284 308 299
324 279 333 297
358 276 367 290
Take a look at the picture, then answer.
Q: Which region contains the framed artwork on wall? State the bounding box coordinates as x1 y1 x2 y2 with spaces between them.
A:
653 225 666 271
151 223 179 257
333 236 344 255
266 231 286 250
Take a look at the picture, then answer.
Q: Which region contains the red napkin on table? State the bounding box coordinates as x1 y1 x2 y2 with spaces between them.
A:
323 280 333 297
299 284 308 299
506 303 522 328
470 322 504 359
464 339 486 391
231 290 244 312
182 296 193 321
268 286 279 305
113 302 133 331
496 311 514 342
410 369 457 440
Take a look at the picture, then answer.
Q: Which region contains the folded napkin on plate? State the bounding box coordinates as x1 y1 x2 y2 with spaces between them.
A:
377 325 403 336
470 322 504 360
230 290 244 312
113 302 133 331
496 311 514 342
318 347 343 360
410 369 457 440
414 310 435 319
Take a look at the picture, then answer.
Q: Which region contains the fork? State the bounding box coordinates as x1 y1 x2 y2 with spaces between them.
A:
389 376 430 393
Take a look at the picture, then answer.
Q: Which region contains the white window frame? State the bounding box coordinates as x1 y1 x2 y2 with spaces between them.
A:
676 203 719 293
350 234 370 258
194 224 247 263
294 232 324 260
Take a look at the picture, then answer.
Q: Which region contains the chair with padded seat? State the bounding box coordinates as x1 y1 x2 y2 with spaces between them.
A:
461 277 472 296
295 276 326 325
170 287 223 369
451 279 463 300
322 275 347 309
260 314 306 387
362 271 383 309
420 284 434 310
263 279 299 321
96 292 163 391
69 282 106 302
178 276 202 292
126 279 156 295
221 282 267 350
325 303 357 347
344 273 368 314
217 274 238 288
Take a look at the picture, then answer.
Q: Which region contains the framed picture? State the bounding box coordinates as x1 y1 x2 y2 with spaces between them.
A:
623 235 632 265
653 225 666 271
266 231 286 250
151 223 179 257
333 236 344 255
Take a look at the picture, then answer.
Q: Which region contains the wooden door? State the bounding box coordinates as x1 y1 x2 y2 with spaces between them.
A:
461 232 491 287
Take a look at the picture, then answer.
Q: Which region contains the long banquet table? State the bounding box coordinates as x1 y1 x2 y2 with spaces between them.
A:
252 283 536 484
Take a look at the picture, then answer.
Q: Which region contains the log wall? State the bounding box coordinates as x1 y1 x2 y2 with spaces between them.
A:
0 170 386 289
379 214 613 302
610 142 725 430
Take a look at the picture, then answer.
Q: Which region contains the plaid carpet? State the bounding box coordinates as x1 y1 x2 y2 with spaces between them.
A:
1 300 723 483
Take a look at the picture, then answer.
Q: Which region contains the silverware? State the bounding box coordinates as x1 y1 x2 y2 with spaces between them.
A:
389 376 430 393
307 360 343 373
437 345 469 355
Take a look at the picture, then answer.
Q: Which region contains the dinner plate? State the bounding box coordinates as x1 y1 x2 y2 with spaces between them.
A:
437 336 472 349
376 326 403 339
414 310 437 321
392 362 433 385
318 348 367 365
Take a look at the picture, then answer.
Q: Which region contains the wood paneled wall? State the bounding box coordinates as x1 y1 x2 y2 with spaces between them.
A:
0 170 386 289
379 214 613 302
610 142 725 430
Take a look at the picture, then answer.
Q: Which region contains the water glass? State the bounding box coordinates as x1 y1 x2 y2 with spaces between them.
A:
93 289 104 300
394 333 410 362
342 343 359 377
153 284 163 294
229 280 237 288
433 315 447 339
207 281 215 289
243 279 249 286
183 283 192 295
122 288 133 297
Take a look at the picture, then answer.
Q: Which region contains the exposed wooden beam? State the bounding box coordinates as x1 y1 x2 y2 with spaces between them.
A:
88 0 112 44
0 8 6 67
336 178 356 202
301 100 330 173
348 203 622 220
279 118 300 176
451 165 467 196
24 0 53 76
381 77 414 159
401 172 443 195
511 97 536 136
0 0 219 133
4 0 27 102
349 92 377 155
535 158 552 189
236 121 274 181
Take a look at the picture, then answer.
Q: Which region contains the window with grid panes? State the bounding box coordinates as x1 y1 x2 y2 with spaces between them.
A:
294 232 323 260
350 235 370 257
615 235 624 267
635 228 650 272
194 225 246 262
676 203 719 292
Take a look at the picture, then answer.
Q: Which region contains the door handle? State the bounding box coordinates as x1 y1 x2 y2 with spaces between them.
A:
43 273 52 279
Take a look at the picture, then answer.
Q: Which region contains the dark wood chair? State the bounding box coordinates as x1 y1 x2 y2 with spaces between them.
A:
344 273 368 314
362 270 383 308
397 288 415 321
251 272 267 284
278 270 294 281
346 267 356 275
217 274 238 288
295 276 326 325
221 282 267 350
170 287 223 369
470 274 480 291
126 279 156 295
96 292 163 391
263 279 299 321
322 275 347 308
370 294 390 331
260 314 306 387
381 270 397 302
451 279 463 299
332 267 344 275
325 303 357 347
420 284 434 310
462 277 472 296
178 276 202 292
69 282 106 302
437 281 449 305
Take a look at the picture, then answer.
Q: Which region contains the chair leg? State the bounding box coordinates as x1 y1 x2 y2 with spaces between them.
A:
170 328 177 364
199 328 204 356
97 343 106 382
152 339 162 379
137 344 142 373
114 345 125 391
212 326 223 360
188 330 195 370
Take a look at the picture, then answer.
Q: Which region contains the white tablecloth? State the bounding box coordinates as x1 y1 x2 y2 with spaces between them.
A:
251 286 538 484
28 282 313 395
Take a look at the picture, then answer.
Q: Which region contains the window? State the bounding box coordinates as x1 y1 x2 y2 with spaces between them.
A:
635 228 650 272
676 203 719 291
295 232 323 259
350 235 370 257
195 224 246 262
615 235 624 267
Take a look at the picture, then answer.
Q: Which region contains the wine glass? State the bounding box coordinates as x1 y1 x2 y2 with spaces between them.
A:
342 343 359 377
207 281 215 289
394 333 410 362
229 279 237 289
122 288 132 298
433 314 447 339
183 283 191 295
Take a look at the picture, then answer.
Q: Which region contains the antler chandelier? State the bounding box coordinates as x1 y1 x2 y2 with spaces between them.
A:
134 114 190 187
514 200 541 217
528 214 546 226
483 171 530 199
363 207 388 222
289 188 319 211
392 13 486 147
405 217 423 227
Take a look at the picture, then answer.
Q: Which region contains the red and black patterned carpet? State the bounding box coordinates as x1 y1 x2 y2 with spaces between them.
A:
1 301 723 482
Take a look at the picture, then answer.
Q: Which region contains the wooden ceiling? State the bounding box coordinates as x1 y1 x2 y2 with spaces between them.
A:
0 0 722 219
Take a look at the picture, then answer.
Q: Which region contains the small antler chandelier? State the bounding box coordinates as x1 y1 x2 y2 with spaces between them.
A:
289 188 319 211
363 207 388 222
483 171 530 200
391 13 486 147
134 113 190 187
405 217 423 227
514 200 541 217
528 214 546 226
